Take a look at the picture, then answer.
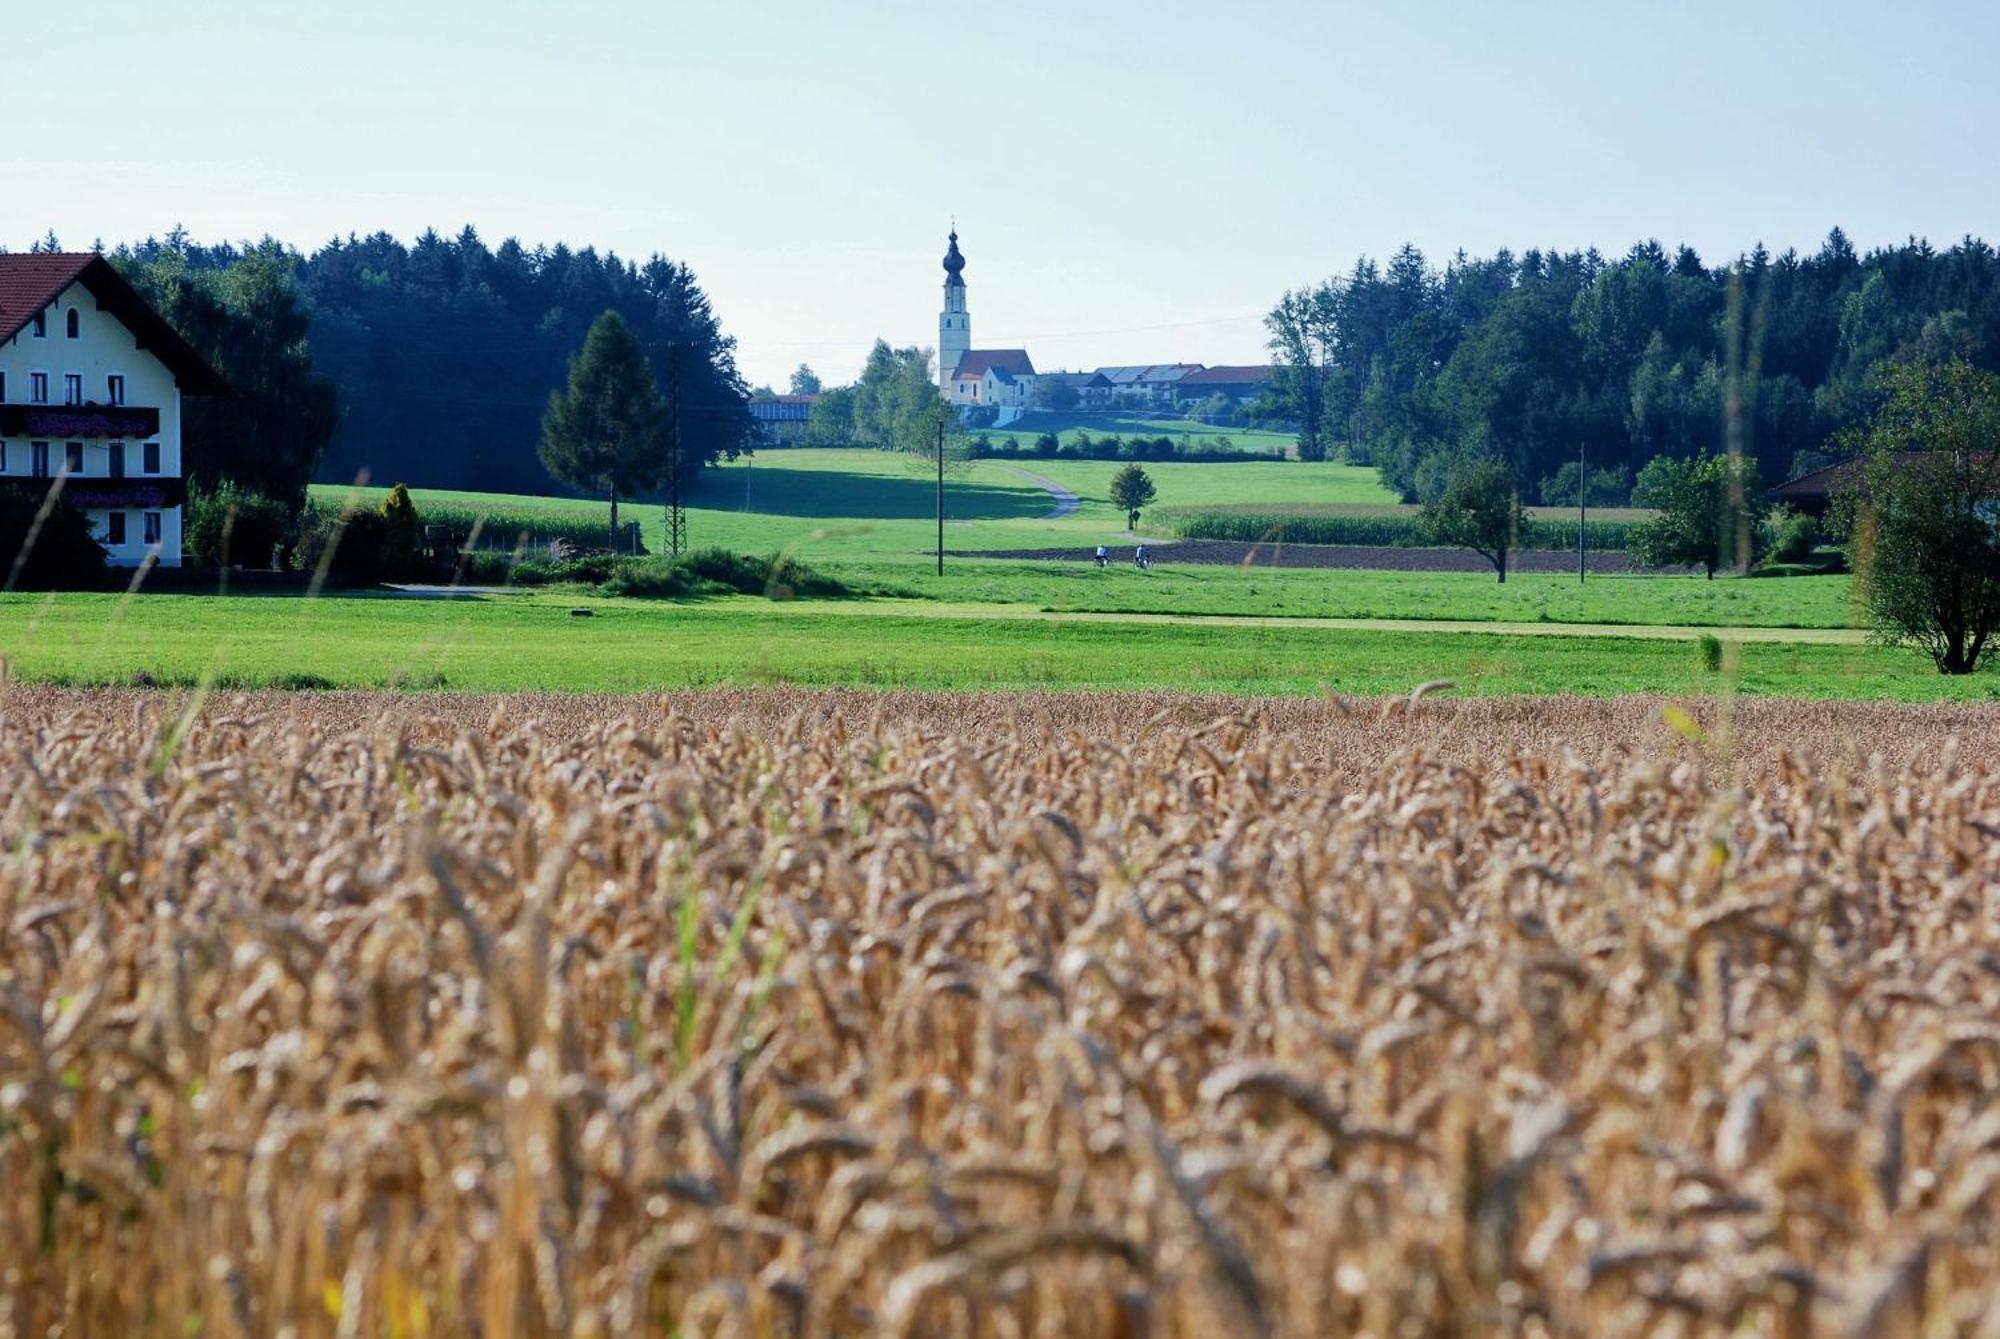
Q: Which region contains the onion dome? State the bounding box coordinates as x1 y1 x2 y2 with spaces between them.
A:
942 230 965 286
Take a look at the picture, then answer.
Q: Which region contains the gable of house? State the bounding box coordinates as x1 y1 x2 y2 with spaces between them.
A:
0 254 225 393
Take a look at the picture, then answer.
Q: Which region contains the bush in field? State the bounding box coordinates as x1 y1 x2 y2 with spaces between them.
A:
183 480 295 570
1759 505 1820 564
291 502 392 586
379 482 425 579
0 493 106 589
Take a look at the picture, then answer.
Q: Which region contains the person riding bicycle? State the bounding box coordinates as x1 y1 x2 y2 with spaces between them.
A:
1134 545 1150 570
1094 544 1108 569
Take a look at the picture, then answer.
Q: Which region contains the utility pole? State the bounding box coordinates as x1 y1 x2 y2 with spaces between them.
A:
1577 440 1586 583
664 345 686 558
935 417 945 577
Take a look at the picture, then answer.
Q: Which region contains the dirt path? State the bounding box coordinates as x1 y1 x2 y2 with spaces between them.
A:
1004 467 1081 521
953 539 1682 574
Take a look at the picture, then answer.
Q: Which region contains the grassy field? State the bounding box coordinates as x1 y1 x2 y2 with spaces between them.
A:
0 589 1983 698
314 448 1398 563
974 411 1298 454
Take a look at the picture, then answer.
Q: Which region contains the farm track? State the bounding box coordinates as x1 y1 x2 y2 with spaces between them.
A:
958 538 1684 573
6 686 1999 1336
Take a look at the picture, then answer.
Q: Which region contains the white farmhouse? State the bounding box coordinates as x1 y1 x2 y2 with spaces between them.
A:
0 253 225 567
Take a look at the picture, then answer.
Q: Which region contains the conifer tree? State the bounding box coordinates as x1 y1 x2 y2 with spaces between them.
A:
539 311 664 548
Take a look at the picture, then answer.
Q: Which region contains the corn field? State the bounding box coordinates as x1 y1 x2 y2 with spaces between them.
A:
1 686 1997 1338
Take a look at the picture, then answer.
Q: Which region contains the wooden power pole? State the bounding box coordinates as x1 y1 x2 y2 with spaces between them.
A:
935 418 945 577
1577 440 1586 583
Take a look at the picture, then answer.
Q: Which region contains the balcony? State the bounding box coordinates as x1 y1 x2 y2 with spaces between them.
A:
0 405 161 438
0 476 186 508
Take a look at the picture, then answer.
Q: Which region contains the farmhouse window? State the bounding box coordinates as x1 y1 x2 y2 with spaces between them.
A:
31 442 49 477
0 442 6 471
106 512 126 546
65 309 80 338
30 373 48 404
143 442 160 474
109 442 125 479
143 511 162 545
63 374 82 406
107 375 125 406
65 442 84 474
0 372 7 401
30 311 45 338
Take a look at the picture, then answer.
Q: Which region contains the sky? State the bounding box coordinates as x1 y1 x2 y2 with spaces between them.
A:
7 0 1997 388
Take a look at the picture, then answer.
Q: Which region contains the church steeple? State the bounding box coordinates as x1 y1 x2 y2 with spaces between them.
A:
938 225 970 389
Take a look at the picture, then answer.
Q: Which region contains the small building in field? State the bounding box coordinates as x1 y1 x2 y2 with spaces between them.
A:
1036 370 1113 409
748 392 816 445
0 252 225 567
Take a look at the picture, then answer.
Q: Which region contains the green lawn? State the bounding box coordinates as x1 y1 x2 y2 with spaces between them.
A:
310 450 1857 631
977 413 1298 455
0 591 1985 700
314 448 1397 563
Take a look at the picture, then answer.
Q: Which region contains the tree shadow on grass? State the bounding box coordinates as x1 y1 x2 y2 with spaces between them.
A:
692 459 1053 521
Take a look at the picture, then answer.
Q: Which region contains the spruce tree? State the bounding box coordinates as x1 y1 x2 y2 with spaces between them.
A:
539 311 664 549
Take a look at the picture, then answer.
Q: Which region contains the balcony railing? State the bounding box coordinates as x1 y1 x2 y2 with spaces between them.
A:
0 476 186 508
0 405 162 438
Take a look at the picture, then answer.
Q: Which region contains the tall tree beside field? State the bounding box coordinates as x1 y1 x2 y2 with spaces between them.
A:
116 241 338 509
539 311 665 547
1419 456 1523 582
1629 450 1763 578
789 364 823 396
1109 463 1158 530
1841 359 2000 674
804 386 857 446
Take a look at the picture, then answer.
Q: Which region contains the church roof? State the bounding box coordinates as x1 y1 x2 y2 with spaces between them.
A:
952 349 1036 380
942 230 966 288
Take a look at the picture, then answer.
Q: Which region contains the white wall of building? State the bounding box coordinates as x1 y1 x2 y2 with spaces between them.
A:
0 280 185 567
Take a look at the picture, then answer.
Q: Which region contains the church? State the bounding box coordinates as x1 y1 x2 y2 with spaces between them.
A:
937 229 1037 418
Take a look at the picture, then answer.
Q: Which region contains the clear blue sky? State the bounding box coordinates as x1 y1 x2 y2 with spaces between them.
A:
7 0 1995 387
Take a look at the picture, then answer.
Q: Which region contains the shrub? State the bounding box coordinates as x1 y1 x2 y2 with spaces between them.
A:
0 492 107 589
1760 505 1820 564
291 504 392 586
379 483 425 579
185 480 296 570
1696 634 1724 673
1033 433 1059 457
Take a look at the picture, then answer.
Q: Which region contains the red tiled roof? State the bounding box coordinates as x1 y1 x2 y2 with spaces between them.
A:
1180 365 1273 385
0 253 226 393
952 349 1036 380
0 253 94 344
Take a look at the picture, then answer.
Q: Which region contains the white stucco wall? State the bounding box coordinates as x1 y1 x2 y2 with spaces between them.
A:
0 279 186 567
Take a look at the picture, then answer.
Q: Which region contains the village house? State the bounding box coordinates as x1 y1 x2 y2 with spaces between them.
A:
1176 364 1274 407
1093 364 1204 407
747 392 816 445
0 253 224 567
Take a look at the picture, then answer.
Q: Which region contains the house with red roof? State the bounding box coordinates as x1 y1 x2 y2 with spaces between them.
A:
0 253 225 567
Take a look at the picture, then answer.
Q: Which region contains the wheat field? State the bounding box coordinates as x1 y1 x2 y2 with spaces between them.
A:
1 687 1997 1338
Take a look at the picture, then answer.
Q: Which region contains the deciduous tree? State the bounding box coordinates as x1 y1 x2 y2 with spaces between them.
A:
1109 463 1158 530
1419 456 1522 582
1842 359 2000 674
1630 450 1762 578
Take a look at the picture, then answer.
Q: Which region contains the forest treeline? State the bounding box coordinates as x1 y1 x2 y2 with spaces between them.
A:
1265 229 2000 501
96 227 752 499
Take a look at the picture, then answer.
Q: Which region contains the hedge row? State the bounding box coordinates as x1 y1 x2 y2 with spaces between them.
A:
1158 506 1646 552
